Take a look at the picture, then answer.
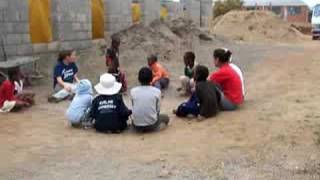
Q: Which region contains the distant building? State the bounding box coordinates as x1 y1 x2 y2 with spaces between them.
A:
243 0 310 23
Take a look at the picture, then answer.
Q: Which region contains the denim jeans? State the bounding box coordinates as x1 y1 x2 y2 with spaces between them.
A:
53 83 77 99
154 78 170 90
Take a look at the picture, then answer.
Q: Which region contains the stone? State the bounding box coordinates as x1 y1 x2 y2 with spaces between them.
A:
33 44 48 53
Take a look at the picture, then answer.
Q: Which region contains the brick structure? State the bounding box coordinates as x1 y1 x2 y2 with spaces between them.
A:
181 0 212 27
51 0 92 51
161 0 184 20
0 0 208 62
104 0 132 34
244 0 310 23
1 0 33 61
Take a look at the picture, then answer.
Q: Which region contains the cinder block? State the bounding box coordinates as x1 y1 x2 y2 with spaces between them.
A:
4 22 13 33
21 34 30 43
60 42 72 50
5 34 22 45
72 23 81 31
0 0 8 9
33 44 48 53
48 41 60 51
16 44 33 55
4 45 18 56
12 23 29 34
5 11 20 22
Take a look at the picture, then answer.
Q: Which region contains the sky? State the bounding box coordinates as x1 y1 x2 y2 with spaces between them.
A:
171 0 320 8
302 0 320 8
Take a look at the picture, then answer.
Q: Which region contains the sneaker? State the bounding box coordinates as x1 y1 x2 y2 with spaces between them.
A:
157 122 168 131
47 96 62 103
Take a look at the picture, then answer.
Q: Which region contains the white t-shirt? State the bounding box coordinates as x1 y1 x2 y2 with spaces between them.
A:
14 80 23 94
230 63 245 96
130 86 161 126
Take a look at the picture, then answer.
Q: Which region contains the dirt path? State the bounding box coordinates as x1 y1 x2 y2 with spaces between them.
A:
0 42 319 180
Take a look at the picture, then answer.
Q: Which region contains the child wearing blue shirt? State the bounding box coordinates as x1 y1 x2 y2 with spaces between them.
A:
48 50 80 103
66 79 93 127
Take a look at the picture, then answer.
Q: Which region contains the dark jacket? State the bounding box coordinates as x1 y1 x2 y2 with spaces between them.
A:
90 94 131 132
106 48 119 69
195 81 219 118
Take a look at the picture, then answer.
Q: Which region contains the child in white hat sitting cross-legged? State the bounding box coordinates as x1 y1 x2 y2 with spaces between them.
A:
90 73 132 133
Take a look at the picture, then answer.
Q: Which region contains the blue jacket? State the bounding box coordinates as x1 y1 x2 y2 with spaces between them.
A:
66 80 93 124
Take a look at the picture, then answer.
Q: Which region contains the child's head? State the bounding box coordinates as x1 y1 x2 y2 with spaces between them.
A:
147 54 158 67
138 67 153 85
58 50 76 63
76 79 93 95
194 65 209 82
213 48 232 67
8 67 21 82
111 35 120 49
184 51 195 67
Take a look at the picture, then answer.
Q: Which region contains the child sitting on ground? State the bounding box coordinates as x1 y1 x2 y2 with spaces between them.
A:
177 51 197 96
0 68 33 112
174 65 219 119
13 68 35 105
66 79 93 128
130 67 170 132
147 55 170 90
209 48 244 111
91 73 132 133
48 50 80 103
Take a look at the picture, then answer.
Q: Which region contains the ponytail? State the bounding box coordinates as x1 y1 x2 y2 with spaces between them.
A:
213 48 232 63
224 48 232 62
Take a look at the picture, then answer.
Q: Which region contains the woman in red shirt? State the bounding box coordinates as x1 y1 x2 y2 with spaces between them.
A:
0 68 31 112
209 49 244 111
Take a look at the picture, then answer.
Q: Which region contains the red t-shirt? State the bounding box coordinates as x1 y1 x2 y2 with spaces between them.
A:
0 80 16 107
209 64 243 105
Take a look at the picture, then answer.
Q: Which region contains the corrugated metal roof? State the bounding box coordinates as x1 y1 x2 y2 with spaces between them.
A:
244 0 308 7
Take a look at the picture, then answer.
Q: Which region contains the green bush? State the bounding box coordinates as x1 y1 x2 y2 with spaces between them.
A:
213 0 244 17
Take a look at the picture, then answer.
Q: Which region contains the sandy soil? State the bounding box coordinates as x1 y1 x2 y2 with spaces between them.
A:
210 11 308 43
0 41 320 180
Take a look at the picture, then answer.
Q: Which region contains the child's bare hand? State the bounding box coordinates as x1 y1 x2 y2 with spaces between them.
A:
64 85 72 92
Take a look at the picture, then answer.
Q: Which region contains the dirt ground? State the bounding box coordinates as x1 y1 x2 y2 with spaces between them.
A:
0 40 320 180
210 11 308 43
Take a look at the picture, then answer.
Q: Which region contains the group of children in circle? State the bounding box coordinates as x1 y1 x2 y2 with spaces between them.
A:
0 36 244 134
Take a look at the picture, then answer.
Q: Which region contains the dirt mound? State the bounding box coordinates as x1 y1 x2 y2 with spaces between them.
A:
114 18 216 63
291 23 312 35
211 10 306 42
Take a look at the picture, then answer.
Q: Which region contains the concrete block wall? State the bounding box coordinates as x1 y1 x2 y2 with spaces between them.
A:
161 1 184 20
52 0 92 51
0 0 94 62
181 0 212 27
200 0 212 27
0 0 7 61
104 0 132 35
140 0 161 25
1 0 33 61
0 0 210 62
181 0 201 26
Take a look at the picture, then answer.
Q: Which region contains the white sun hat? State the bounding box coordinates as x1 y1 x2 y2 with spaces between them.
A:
95 73 122 95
